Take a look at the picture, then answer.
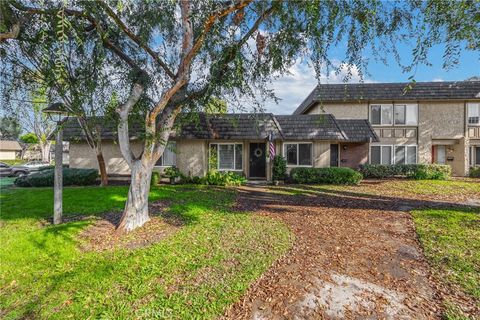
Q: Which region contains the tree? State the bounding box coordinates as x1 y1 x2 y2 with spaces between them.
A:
19 132 38 144
205 97 228 114
0 116 21 139
1 0 477 231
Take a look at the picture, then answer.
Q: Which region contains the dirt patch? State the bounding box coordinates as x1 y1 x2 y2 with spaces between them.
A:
77 200 180 252
224 186 443 319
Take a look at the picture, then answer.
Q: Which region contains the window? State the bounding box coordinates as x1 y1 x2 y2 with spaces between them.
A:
370 145 392 165
394 104 418 125
155 142 176 166
468 103 480 125
472 146 480 166
209 143 243 171
394 145 417 164
370 104 393 125
284 143 312 166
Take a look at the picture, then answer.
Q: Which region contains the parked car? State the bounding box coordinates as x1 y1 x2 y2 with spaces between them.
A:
0 162 13 177
12 161 50 177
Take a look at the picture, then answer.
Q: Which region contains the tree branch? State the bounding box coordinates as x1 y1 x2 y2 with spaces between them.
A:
96 0 175 79
0 22 20 41
116 83 144 167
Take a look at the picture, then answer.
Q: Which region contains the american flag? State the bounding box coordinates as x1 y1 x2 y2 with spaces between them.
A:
269 133 275 160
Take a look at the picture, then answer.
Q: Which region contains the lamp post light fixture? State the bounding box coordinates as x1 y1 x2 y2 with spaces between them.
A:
42 102 69 225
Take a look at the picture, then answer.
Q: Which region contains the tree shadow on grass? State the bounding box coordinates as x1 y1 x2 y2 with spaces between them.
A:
236 184 478 214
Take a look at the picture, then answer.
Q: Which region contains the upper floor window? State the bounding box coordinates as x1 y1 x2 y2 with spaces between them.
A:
284 143 312 166
155 142 176 167
370 105 392 125
468 103 480 125
370 104 417 125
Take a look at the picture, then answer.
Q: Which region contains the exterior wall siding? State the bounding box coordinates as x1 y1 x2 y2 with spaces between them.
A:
0 150 17 160
308 102 368 119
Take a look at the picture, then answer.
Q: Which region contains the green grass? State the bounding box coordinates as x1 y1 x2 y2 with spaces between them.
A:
0 185 292 319
412 207 480 318
389 179 480 196
0 177 16 189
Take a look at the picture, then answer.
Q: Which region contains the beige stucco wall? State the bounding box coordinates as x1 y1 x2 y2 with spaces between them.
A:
313 141 330 167
417 101 467 175
175 139 207 177
69 141 143 175
0 150 17 160
307 102 368 119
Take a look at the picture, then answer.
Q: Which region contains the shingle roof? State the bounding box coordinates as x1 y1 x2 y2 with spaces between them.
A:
0 140 22 151
294 80 480 115
60 113 378 143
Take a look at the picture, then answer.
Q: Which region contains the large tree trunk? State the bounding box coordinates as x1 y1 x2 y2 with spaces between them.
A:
116 160 153 232
96 151 108 186
40 141 52 163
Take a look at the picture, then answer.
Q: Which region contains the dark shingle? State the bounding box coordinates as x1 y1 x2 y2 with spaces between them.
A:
294 80 480 115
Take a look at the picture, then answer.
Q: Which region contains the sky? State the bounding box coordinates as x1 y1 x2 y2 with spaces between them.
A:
263 44 480 115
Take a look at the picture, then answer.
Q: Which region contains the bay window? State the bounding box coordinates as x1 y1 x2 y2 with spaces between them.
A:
284 143 312 166
209 143 243 171
468 103 480 125
155 142 176 166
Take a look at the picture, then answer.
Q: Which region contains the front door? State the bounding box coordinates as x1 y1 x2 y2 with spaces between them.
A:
330 144 339 167
249 143 266 178
434 145 446 164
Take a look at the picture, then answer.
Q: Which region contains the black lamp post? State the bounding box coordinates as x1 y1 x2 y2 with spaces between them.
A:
42 102 69 225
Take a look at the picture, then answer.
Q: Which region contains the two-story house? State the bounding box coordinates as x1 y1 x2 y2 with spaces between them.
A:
293 81 480 176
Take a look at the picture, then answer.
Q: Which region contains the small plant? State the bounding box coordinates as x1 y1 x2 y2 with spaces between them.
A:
272 155 287 183
163 166 182 184
202 170 247 186
469 167 480 178
290 167 363 185
151 171 161 186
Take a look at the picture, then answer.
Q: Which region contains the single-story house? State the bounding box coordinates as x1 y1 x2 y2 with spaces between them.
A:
62 113 378 181
0 140 22 160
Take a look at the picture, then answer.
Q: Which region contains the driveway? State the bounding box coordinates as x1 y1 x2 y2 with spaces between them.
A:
223 185 458 319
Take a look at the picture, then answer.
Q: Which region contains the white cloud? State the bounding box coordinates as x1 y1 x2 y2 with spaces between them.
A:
431 78 444 82
263 61 373 114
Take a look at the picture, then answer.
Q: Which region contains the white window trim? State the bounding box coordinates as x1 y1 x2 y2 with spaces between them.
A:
370 103 418 126
471 146 480 166
283 142 313 167
209 142 244 171
394 145 418 164
467 102 480 126
154 142 177 168
370 144 418 165
370 104 393 126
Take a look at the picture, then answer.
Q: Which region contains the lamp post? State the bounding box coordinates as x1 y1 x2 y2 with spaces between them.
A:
42 102 69 225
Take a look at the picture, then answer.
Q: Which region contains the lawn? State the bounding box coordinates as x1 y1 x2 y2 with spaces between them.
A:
412 207 480 318
0 185 293 319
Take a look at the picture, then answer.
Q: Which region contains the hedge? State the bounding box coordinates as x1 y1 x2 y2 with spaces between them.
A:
359 164 451 180
470 167 480 178
14 168 98 187
289 167 363 185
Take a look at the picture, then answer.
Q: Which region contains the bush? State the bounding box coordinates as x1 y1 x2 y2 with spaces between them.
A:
272 155 287 181
201 170 247 186
14 168 98 187
151 171 161 186
359 163 451 180
163 166 182 181
470 167 480 178
406 164 451 180
290 167 363 185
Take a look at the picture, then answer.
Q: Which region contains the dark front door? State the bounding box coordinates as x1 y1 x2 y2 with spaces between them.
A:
249 143 266 178
330 144 339 167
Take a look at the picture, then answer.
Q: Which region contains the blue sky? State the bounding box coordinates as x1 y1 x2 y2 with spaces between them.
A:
264 43 480 114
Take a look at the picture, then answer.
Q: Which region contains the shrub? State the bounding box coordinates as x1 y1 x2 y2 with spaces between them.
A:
14 168 98 187
360 163 451 180
151 171 161 186
201 170 247 186
163 166 182 181
290 167 363 185
272 155 287 181
469 167 480 178
406 164 451 180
